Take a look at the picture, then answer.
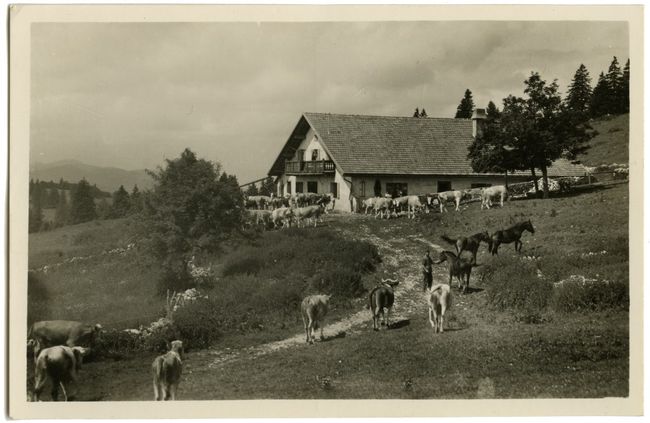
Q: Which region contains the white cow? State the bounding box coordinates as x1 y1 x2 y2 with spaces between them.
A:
437 190 465 212
301 294 331 344
32 345 88 401
481 185 508 209
428 284 452 333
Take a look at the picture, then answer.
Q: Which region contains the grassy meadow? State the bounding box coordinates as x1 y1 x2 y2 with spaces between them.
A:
27 183 630 400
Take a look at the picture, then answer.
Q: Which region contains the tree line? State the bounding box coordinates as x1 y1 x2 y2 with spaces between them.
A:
28 178 145 233
243 176 275 197
460 56 629 198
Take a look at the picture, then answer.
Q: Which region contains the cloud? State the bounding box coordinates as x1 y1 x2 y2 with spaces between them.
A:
30 21 629 184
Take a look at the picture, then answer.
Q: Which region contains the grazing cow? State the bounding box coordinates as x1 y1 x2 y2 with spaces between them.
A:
152 340 184 401
392 196 410 214
405 195 425 219
490 219 535 255
248 209 272 228
481 185 508 209
435 250 476 294
271 207 294 229
463 187 485 202
428 284 452 333
247 195 273 210
373 197 393 219
369 278 399 331
32 345 88 401
437 190 465 212
293 205 325 228
440 231 492 264
28 320 102 360
300 294 331 344
362 197 378 214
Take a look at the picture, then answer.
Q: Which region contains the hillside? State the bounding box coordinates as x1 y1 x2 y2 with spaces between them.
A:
30 160 153 193
578 113 629 166
27 183 630 400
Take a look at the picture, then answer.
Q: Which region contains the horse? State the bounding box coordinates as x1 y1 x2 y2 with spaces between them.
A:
490 219 535 255
440 231 492 264
434 250 476 294
481 185 508 209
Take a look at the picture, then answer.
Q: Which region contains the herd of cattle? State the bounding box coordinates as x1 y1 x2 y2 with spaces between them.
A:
26 184 530 401
245 185 510 230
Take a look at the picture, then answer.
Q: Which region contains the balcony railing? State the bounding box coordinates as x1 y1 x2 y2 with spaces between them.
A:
285 160 335 175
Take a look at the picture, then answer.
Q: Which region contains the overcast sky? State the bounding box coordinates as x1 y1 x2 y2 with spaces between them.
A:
31 21 628 184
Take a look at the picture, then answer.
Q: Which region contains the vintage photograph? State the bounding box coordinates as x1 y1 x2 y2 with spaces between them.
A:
8 4 642 418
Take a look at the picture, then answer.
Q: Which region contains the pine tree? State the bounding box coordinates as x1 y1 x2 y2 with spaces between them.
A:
413 107 420 118
605 56 624 114
96 198 111 220
622 59 630 113
259 176 275 196
455 89 475 119
110 185 131 218
486 101 501 121
130 185 144 213
70 179 97 224
245 183 259 196
590 72 609 118
565 64 592 116
419 108 428 118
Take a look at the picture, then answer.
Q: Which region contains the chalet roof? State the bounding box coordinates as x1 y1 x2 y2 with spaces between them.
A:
268 112 588 178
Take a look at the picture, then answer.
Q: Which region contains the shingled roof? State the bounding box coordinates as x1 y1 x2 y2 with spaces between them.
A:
269 112 587 177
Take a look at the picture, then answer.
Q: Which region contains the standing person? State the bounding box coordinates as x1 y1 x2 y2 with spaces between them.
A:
422 250 434 291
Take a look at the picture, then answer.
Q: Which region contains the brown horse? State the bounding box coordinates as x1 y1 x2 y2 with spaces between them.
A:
434 250 475 294
440 231 492 264
490 219 535 255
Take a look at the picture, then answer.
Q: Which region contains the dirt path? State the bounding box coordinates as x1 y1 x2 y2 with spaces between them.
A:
203 215 448 368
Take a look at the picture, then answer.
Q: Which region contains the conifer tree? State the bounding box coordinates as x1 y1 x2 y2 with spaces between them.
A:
565 64 592 116
70 179 97 224
590 72 609 118
413 107 420 118
455 89 475 119
622 58 630 113
605 56 624 114
110 185 131 218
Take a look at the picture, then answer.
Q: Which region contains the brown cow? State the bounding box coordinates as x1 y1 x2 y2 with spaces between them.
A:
152 340 184 401
28 320 102 360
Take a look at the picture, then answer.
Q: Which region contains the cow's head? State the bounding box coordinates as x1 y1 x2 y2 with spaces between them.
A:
170 340 184 359
72 346 89 373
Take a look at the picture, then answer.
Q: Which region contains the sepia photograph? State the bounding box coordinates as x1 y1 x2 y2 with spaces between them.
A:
8 4 643 419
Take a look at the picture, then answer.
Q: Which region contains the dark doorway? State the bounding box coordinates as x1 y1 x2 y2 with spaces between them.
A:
437 181 452 192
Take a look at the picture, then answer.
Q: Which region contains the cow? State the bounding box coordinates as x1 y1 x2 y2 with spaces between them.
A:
463 187 485 202
405 195 425 219
428 284 452 333
32 345 88 401
373 197 393 219
481 185 508 209
293 205 325 228
271 207 294 229
248 209 272 228
362 197 378 214
437 190 465 212
152 340 184 401
28 320 102 361
246 195 272 210
300 294 331 344
392 196 410 214
369 278 400 331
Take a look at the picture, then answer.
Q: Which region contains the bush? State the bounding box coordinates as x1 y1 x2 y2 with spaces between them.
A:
222 254 265 276
156 260 195 295
550 277 629 312
173 298 222 349
482 257 553 322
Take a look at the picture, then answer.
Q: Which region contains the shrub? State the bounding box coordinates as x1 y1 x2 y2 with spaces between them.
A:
482 257 553 321
156 260 195 296
173 298 222 349
550 276 629 312
222 253 265 276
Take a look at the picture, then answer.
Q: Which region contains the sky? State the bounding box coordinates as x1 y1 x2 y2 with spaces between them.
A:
30 21 629 184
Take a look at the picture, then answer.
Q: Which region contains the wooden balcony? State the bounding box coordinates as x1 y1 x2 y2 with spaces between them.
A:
285 160 335 175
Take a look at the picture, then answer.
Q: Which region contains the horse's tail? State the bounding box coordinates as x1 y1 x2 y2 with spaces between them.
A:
440 235 456 245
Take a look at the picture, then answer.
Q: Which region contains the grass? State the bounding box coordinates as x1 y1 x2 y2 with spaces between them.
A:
578 113 629 166
26 183 630 400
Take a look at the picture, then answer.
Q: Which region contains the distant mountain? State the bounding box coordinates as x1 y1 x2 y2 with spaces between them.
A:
30 160 153 193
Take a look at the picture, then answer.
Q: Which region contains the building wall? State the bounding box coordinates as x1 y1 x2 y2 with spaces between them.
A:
293 128 330 162
348 174 526 200
274 169 351 212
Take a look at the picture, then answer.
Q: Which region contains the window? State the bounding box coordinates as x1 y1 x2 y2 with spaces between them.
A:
437 181 452 192
330 182 339 199
373 179 382 197
360 180 366 197
311 149 320 161
296 149 305 162
471 183 492 188
307 181 318 193
386 183 408 198
296 182 304 193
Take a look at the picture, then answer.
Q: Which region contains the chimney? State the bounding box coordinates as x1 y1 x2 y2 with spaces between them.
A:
471 108 487 138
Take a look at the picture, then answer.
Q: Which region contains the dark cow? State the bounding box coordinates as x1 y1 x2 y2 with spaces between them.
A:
28 320 102 360
32 345 88 401
369 278 400 331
